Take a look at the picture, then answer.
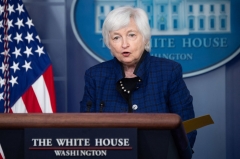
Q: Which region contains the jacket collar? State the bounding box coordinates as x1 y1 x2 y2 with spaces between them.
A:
113 50 150 82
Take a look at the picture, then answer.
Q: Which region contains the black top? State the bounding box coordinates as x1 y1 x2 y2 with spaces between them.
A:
116 51 147 112
116 77 140 112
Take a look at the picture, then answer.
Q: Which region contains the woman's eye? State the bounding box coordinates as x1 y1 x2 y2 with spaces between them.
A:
128 33 137 40
113 36 119 40
129 34 135 37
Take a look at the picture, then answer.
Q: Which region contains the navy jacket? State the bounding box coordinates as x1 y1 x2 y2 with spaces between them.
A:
80 52 197 148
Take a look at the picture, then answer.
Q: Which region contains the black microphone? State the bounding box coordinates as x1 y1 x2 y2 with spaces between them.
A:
99 101 105 112
86 101 92 112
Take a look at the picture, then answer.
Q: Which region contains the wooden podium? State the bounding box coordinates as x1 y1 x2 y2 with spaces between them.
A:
0 113 192 159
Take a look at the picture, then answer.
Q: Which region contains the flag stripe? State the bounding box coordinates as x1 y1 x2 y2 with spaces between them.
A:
42 65 56 112
0 144 5 159
11 68 55 113
11 97 27 113
32 73 53 113
22 86 42 113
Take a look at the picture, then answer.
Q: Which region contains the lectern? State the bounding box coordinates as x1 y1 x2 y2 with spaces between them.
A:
0 113 192 159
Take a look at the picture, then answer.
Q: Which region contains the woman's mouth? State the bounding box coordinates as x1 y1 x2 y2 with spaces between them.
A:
122 52 130 57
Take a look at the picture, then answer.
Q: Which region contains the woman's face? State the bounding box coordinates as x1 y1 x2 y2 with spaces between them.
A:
108 18 146 67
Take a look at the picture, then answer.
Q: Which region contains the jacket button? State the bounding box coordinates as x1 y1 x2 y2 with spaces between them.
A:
132 104 138 110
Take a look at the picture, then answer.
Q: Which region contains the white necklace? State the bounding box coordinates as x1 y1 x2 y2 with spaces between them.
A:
119 78 141 94
119 81 131 94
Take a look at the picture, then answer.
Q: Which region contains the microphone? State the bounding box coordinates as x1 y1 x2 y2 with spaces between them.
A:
86 101 92 112
99 101 105 112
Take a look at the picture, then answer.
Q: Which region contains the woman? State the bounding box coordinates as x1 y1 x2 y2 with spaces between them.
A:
80 6 197 149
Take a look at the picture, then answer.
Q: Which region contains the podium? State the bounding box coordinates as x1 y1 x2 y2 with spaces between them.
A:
0 113 192 159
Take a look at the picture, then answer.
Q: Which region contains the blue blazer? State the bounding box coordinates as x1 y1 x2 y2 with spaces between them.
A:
80 52 197 148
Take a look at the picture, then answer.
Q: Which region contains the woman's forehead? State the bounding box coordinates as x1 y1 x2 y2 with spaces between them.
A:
109 19 139 34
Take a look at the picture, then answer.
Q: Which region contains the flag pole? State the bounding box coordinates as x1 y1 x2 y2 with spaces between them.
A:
3 0 10 113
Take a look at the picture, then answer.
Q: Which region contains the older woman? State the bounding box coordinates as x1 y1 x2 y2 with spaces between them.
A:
80 6 197 149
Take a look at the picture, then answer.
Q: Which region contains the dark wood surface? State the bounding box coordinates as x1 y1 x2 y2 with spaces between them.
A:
0 113 181 129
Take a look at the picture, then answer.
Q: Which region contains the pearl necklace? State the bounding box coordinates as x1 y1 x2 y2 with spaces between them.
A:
119 81 131 94
119 79 141 94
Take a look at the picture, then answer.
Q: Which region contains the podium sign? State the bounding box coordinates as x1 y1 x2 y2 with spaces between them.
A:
0 113 191 159
24 128 137 159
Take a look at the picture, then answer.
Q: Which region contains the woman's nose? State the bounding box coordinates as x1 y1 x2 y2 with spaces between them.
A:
121 37 129 48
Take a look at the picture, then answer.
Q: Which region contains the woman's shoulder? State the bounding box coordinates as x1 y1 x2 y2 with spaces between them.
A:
85 59 115 76
88 59 115 70
149 55 180 68
148 56 183 78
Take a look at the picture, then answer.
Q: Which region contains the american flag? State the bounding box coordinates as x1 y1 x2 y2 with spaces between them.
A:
0 0 56 113
0 144 5 159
